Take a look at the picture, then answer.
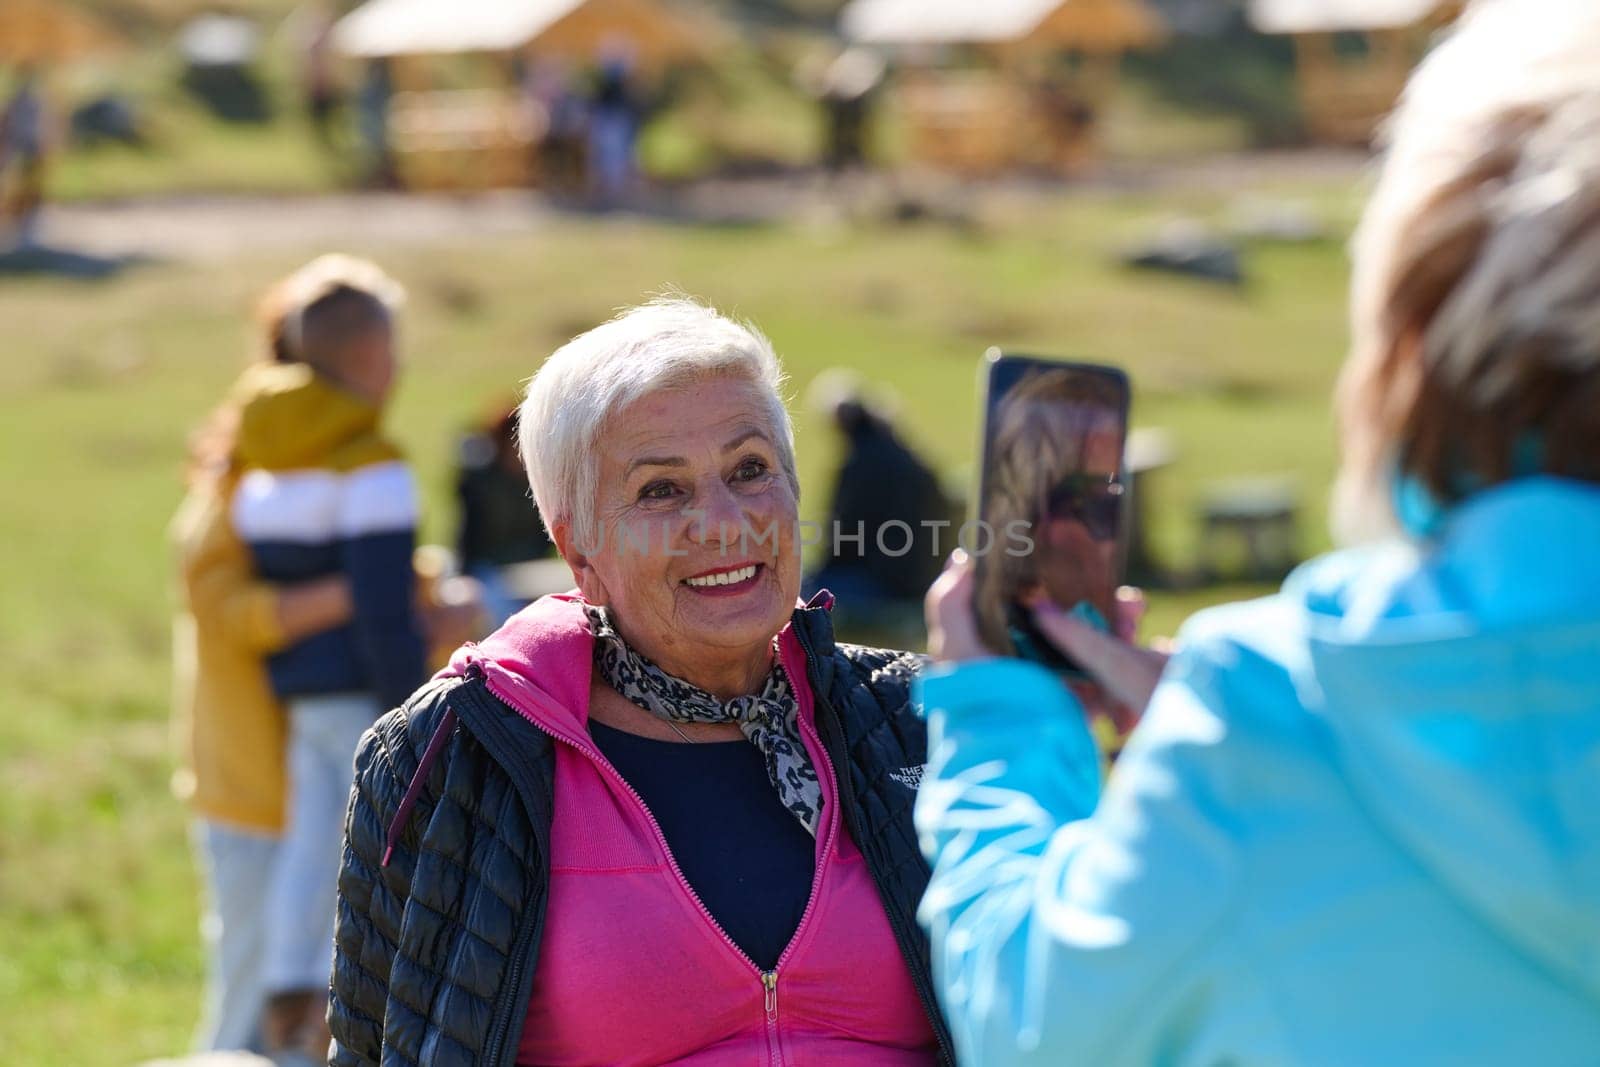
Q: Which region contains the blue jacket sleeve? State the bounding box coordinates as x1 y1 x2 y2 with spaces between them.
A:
915 654 1243 1066
339 462 428 712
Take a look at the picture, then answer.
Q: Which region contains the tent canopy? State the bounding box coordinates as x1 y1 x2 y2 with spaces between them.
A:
335 0 705 63
842 0 1165 51
1249 0 1449 34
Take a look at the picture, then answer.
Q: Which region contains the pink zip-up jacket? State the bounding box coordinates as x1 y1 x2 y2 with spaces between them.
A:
436 594 940 1066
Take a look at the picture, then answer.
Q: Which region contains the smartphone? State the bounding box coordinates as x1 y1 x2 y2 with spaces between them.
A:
972 350 1131 674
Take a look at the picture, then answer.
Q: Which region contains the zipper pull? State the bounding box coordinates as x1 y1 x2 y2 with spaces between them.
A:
762 970 778 1017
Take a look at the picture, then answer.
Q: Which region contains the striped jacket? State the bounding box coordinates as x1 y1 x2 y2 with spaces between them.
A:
229 362 426 712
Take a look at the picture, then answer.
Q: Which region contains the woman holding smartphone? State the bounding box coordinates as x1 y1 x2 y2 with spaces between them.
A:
916 3 1600 1064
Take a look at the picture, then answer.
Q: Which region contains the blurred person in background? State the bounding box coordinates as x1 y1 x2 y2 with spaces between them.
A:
526 58 587 195
588 49 642 208
355 58 395 188
295 2 343 150
806 370 953 628
229 255 427 1061
917 1 1600 1063
454 401 555 627
818 49 885 174
172 280 357 1055
328 299 954 1066
0 63 52 249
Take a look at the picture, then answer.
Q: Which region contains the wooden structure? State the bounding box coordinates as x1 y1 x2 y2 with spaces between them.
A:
0 0 121 64
335 0 711 189
1250 0 1463 144
841 0 1166 175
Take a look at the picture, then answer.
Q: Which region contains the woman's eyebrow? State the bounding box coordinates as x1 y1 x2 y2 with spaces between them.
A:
723 428 771 452
626 455 687 476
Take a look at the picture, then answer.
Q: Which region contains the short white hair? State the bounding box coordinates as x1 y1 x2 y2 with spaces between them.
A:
518 298 799 547
1335 0 1600 540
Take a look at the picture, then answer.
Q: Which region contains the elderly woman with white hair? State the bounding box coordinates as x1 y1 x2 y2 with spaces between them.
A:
328 299 953 1066
916 2 1600 1064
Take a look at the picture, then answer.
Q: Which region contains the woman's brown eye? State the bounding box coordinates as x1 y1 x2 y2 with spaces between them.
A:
736 459 768 481
641 482 676 500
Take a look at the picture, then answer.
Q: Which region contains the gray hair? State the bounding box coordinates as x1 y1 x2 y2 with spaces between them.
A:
518 298 799 549
1335 0 1600 541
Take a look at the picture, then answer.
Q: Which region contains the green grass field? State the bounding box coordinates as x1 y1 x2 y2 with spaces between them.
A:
0 171 1363 1064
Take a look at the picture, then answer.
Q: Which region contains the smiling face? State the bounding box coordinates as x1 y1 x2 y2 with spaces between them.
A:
557 374 801 695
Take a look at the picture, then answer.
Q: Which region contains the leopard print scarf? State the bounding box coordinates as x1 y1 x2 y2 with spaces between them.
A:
586 605 822 836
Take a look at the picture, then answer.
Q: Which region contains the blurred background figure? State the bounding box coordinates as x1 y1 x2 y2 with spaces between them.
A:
294 2 343 151
527 58 588 195
588 47 642 207
354 57 394 188
453 401 555 627
816 48 885 174
0 63 51 249
805 370 953 638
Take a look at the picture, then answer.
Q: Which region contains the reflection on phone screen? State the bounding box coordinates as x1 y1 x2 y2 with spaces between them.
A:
974 355 1129 665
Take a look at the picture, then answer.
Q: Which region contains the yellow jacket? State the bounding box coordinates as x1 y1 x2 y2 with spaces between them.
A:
170 469 292 833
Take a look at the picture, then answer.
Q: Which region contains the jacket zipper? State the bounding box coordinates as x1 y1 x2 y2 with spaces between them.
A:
451 674 550 1067
480 667 842 1064
763 968 781 1067
792 621 957 1067
485 871 541 1066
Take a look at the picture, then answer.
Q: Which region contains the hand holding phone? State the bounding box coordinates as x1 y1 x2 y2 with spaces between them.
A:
924 554 1166 741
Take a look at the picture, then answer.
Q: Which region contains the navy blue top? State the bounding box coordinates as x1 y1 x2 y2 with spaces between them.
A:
589 718 816 971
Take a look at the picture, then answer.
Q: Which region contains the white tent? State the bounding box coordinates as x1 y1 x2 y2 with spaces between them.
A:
335 0 703 62
337 0 583 56
842 0 1164 51
1249 0 1448 35
844 0 1064 45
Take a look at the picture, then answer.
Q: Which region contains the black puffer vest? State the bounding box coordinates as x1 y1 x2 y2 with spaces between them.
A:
328 602 955 1066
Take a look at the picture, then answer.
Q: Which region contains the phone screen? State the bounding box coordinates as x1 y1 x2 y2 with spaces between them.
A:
972 350 1131 669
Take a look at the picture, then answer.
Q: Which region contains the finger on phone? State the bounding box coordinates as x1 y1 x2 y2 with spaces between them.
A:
1029 598 1114 664
1030 599 1167 714
925 553 987 663
1113 586 1146 642
926 552 974 616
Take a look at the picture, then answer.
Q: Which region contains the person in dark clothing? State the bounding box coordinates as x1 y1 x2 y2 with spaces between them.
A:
356 58 395 188
454 403 554 625
0 64 51 247
587 54 641 206
807 375 952 615
299 4 342 150
819 49 885 173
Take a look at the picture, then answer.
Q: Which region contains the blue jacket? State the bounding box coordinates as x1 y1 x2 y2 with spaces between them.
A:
229 362 426 712
915 477 1600 1066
